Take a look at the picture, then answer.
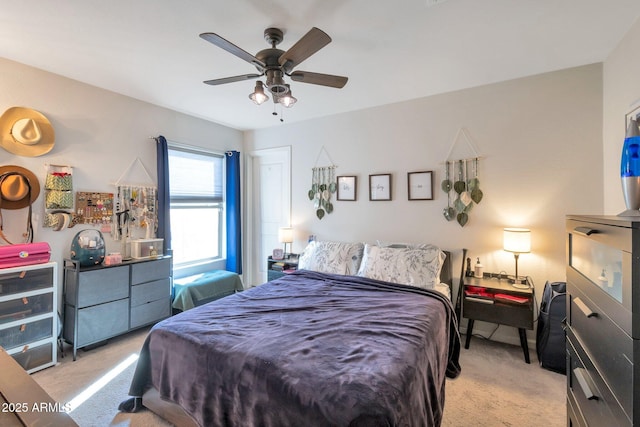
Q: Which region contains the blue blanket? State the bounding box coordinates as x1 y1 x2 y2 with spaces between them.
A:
124 270 461 426
172 270 243 311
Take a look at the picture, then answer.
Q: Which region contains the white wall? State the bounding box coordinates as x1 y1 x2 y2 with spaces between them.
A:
246 64 604 345
603 18 640 214
0 57 243 293
0 50 612 347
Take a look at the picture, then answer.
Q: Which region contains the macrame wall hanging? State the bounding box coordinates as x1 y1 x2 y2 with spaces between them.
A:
308 146 337 220
112 158 158 243
43 164 75 231
442 127 484 227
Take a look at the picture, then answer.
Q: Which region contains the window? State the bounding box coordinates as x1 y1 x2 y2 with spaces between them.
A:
168 145 224 267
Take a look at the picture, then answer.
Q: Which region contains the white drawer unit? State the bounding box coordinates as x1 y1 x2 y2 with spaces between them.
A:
0 262 58 373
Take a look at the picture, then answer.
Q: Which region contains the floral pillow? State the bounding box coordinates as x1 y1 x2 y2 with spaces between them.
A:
298 241 365 275
356 243 446 290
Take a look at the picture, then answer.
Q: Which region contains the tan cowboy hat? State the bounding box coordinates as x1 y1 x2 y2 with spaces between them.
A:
0 165 41 209
0 107 55 157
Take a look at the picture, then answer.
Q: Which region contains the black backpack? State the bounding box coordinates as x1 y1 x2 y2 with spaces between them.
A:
536 281 567 374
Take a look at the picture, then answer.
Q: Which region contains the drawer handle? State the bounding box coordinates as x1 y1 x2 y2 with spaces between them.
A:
574 297 597 318
573 368 598 400
574 227 598 236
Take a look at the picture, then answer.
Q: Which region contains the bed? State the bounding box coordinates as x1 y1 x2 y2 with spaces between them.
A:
120 241 461 427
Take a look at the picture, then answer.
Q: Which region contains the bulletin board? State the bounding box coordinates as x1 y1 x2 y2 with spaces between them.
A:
74 191 114 226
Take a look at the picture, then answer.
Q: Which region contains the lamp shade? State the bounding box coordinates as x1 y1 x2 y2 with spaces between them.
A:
278 84 297 108
278 227 293 244
503 228 531 254
249 81 269 105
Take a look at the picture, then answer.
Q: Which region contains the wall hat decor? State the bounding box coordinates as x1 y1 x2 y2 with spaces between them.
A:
0 107 55 156
442 127 483 227
0 165 40 244
0 165 40 210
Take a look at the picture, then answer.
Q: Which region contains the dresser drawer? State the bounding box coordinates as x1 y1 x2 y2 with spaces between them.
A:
131 278 170 306
567 334 630 426
65 265 129 308
463 297 533 329
0 267 53 297
0 318 53 350
0 292 53 325
130 298 170 329
8 341 55 373
567 282 633 413
567 219 635 337
567 395 587 427
131 257 170 285
73 298 129 346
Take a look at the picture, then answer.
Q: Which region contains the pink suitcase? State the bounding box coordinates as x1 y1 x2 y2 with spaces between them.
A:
0 242 51 269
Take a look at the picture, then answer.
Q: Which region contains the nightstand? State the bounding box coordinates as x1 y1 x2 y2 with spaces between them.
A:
462 274 535 363
267 255 298 281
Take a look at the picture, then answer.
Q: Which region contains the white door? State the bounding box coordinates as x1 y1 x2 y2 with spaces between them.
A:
246 147 291 286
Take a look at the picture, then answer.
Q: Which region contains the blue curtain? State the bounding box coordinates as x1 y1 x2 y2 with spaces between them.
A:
156 135 172 254
225 151 242 273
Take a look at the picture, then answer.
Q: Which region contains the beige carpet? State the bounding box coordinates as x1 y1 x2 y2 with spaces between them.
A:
32 328 566 426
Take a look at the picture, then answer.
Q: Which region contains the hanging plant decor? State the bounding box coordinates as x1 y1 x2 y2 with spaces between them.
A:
442 127 484 227
308 165 336 220
442 158 483 227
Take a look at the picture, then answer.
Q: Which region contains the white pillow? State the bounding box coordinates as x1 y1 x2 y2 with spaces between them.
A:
356 243 445 290
298 241 365 275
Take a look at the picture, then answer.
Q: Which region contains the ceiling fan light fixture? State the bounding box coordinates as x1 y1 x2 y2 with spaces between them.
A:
278 84 297 108
249 81 269 105
265 69 289 95
201 27 347 118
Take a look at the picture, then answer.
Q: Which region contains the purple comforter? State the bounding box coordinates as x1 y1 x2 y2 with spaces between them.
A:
126 270 461 427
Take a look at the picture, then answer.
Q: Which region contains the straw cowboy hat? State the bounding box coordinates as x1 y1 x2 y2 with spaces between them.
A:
0 107 55 157
0 165 41 209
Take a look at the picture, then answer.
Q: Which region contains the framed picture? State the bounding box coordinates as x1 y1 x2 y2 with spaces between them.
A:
408 171 434 200
369 173 392 201
337 176 357 201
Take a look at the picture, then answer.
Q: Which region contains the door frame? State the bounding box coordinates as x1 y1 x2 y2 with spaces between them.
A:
244 146 291 287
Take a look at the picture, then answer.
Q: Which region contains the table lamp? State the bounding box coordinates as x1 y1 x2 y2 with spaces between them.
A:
503 227 531 289
278 227 294 257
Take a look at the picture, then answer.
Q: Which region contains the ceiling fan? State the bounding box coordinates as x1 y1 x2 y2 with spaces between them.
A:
199 27 348 108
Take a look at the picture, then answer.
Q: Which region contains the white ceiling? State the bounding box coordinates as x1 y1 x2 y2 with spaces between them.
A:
0 0 638 131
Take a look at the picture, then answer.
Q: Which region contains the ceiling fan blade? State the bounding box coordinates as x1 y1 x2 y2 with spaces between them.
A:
203 74 262 86
279 27 331 70
200 32 266 69
289 71 348 88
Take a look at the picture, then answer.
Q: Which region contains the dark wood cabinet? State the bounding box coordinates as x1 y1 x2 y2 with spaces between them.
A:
566 215 640 427
461 274 534 363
